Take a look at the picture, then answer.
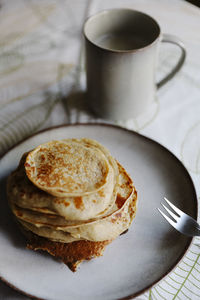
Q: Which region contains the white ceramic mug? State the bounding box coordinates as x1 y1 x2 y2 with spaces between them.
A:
84 9 186 121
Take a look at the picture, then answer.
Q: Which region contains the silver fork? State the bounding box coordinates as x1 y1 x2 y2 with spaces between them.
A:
158 197 200 236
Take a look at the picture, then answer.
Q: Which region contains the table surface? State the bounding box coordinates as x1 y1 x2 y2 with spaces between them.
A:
0 0 200 299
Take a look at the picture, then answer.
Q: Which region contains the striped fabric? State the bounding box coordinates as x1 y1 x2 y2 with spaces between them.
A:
0 0 200 299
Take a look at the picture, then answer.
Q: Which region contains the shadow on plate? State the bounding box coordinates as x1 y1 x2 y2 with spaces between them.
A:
62 90 101 122
156 223 190 256
0 279 29 300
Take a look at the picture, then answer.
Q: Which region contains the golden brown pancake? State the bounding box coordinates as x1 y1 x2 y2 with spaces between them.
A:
7 138 138 271
8 151 118 221
25 139 117 197
8 161 136 242
12 189 137 243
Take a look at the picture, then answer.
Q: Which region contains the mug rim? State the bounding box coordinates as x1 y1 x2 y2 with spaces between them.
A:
83 8 161 53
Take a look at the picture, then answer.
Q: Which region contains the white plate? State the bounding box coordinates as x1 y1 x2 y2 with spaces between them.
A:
0 123 197 300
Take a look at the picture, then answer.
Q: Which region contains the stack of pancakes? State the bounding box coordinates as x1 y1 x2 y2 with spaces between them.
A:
7 138 137 271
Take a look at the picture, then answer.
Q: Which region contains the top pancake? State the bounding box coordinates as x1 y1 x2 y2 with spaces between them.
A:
25 139 115 197
8 151 118 221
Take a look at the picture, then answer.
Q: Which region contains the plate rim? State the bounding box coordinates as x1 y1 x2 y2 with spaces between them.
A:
0 122 198 300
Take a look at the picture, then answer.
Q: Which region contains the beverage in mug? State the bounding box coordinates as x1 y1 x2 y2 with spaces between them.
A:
95 33 147 51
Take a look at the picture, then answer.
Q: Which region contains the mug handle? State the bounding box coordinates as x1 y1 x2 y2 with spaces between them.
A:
157 33 186 89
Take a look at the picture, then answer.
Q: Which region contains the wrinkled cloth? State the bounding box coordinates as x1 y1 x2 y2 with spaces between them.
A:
0 0 200 299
